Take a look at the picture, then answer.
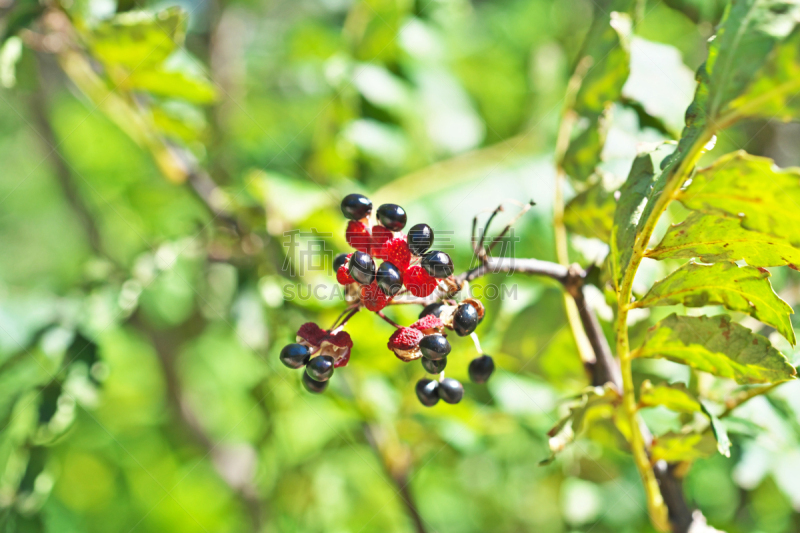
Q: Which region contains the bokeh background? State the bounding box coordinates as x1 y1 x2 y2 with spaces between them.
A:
2 0 800 531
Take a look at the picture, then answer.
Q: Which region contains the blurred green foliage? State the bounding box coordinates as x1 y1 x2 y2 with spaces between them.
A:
0 0 799 532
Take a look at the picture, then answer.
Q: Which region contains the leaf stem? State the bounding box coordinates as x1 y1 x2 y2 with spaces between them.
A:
615 127 713 533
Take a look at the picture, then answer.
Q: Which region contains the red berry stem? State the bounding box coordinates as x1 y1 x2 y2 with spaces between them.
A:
331 307 360 333
376 310 402 329
330 304 359 330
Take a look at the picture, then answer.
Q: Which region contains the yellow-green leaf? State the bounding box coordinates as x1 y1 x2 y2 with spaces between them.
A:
89 8 187 69
563 113 609 184
679 151 800 249
651 431 718 462
127 69 217 104
634 262 795 345
563 174 618 243
701 402 731 457
639 380 702 413
647 212 800 267
632 313 796 384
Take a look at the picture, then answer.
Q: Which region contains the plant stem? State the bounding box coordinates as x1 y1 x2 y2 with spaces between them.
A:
614 128 713 532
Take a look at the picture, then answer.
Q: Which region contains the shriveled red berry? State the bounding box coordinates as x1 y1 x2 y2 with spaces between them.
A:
336 264 355 285
346 221 371 252
404 266 438 297
361 282 390 311
296 322 327 346
410 314 443 334
383 238 411 272
371 225 393 259
387 327 424 361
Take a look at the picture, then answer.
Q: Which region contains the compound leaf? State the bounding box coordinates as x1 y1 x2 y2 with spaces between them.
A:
679 151 800 248
635 262 795 345
632 314 796 384
639 380 702 413
647 211 800 267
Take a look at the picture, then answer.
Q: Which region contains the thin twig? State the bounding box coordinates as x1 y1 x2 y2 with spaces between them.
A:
376 311 402 329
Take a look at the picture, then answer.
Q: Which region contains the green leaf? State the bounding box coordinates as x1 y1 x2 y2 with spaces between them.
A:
563 174 618 242
729 29 800 121
651 431 718 462
701 402 731 457
679 151 800 250
610 144 672 289
89 8 187 69
540 385 619 465
127 69 216 104
634 262 795 345
639 380 702 413
632 313 796 384
573 10 632 117
647 211 800 267
699 0 800 122
563 113 609 183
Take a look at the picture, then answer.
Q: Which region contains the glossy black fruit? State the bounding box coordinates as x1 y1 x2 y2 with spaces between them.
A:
341 194 372 220
376 204 407 231
421 251 454 278
415 379 439 407
453 303 479 336
468 355 495 383
333 253 348 273
407 223 434 256
438 378 464 404
303 372 329 393
306 355 335 382
419 334 451 361
419 303 444 319
421 356 447 374
376 262 403 296
348 251 376 285
280 343 311 369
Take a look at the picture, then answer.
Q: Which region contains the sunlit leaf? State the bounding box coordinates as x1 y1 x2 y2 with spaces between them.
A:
634 262 795 345
639 380 702 413
563 113 608 183
89 8 187 69
632 313 797 384
610 144 672 289
647 211 800 267
651 431 718 462
701 402 731 457
679 151 800 250
127 69 216 104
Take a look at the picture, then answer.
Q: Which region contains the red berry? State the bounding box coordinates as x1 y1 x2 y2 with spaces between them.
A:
336 264 355 285
346 221 371 253
371 225 393 259
410 314 443 333
404 266 438 297
296 322 327 346
387 327 424 351
383 237 411 272
361 282 390 311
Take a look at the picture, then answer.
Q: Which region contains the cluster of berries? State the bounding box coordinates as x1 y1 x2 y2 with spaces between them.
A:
279 193 495 406
335 193 454 310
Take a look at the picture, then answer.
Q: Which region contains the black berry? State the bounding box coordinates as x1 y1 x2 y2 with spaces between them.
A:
376 204 407 231
333 253 348 273
376 261 403 296
408 223 434 256
468 355 495 383
453 303 479 336
306 355 335 382
421 356 447 374
415 379 439 407
419 334 451 360
303 372 329 393
348 251 376 285
421 251 454 278
438 378 464 404
279 343 311 369
341 194 372 220
419 303 444 319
